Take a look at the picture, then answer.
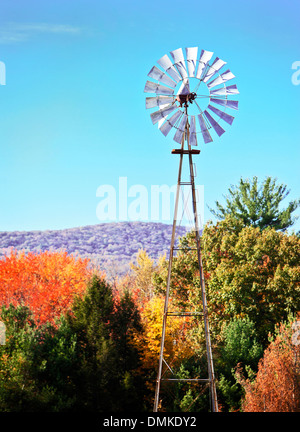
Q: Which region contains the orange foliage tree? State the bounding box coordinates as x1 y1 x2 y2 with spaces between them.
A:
236 320 300 412
0 250 92 325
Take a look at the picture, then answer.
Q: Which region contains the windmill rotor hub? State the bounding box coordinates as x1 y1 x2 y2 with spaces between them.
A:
176 91 196 107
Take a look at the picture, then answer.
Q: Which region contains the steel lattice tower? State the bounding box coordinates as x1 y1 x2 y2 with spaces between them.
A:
153 112 218 412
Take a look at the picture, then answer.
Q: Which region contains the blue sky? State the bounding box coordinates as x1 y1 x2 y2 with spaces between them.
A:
0 0 299 232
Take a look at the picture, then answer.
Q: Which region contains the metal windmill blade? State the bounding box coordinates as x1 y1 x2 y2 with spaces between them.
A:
189 115 197 146
186 47 198 77
159 110 183 137
173 114 188 143
210 98 239 110
157 54 181 83
170 47 189 79
207 69 235 88
198 112 213 143
144 47 239 145
202 57 227 83
196 49 213 79
209 84 239 96
150 104 178 125
144 80 175 95
147 65 177 88
145 96 176 109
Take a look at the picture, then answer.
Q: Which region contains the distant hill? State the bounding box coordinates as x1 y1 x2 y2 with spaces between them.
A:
0 222 188 277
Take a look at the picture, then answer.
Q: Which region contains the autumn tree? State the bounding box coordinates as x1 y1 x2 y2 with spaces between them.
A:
0 250 92 325
133 294 198 411
160 217 300 347
236 319 300 412
148 214 300 410
130 249 166 302
204 218 300 342
209 176 300 231
136 296 194 373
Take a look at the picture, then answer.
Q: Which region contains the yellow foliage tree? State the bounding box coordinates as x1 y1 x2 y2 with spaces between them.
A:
130 249 166 302
135 295 194 392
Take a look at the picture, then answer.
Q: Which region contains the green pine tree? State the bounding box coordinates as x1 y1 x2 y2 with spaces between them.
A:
66 275 145 411
209 176 300 231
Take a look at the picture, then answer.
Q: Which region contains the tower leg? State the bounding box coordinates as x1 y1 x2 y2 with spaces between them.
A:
153 137 185 413
187 141 218 413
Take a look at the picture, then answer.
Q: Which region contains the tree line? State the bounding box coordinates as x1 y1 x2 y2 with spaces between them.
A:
0 176 299 412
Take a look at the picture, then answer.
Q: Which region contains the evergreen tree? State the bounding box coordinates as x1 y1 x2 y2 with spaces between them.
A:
209 176 300 231
0 304 79 411
66 275 145 411
217 317 263 411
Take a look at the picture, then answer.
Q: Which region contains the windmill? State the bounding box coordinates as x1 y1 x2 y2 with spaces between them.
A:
144 47 239 412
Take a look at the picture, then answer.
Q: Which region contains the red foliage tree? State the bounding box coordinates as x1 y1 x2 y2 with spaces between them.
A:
0 250 92 325
236 321 300 412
